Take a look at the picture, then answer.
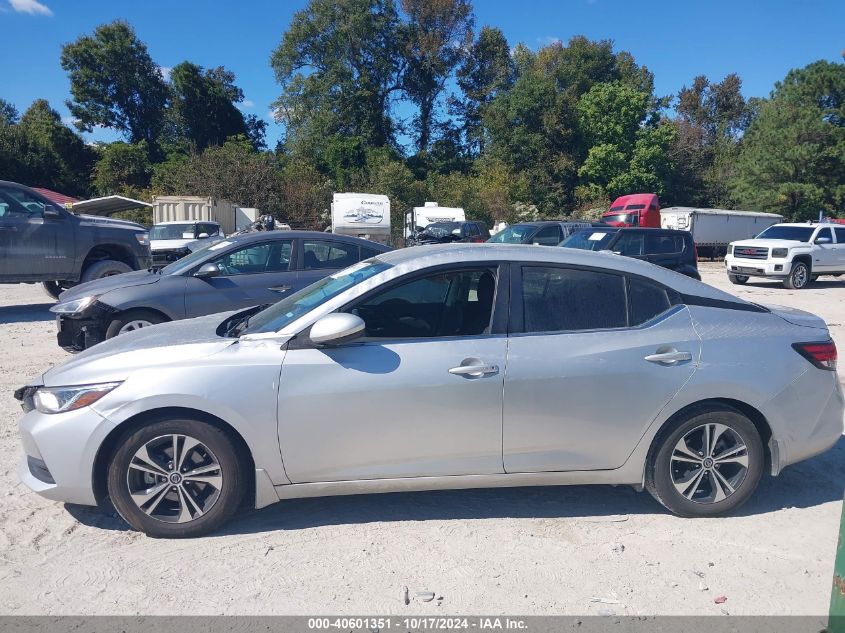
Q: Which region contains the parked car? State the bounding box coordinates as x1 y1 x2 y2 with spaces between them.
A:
725 222 845 289
50 231 389 351
409 220 489 245
561 227 700 280
601 193 661 227
0 180 151 299
487 220 593 246
16 243 842 537
150 221 223 268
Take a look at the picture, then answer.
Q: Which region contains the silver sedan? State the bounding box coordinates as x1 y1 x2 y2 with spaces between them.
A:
16 244 844 537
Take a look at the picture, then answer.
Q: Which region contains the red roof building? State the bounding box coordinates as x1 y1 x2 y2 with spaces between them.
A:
31 187 80 207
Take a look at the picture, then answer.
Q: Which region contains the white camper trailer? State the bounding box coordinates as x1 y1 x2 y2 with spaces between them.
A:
331 193 391 245
406 202 466 239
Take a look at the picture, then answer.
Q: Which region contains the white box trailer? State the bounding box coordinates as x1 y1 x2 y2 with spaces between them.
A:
405 202 466 238
331 193 391 245
660 207 783 255
152 196 242 236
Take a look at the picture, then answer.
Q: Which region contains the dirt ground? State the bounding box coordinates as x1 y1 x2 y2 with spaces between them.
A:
0 262 843 616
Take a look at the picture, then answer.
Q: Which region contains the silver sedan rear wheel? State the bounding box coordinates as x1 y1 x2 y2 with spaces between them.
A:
670 423 749 504
126 434 223 524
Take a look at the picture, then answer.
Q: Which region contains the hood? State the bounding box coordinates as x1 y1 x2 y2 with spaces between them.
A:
763 303 829 331
57 269 161 303
151 238 195 251
731 239 806 249
42 312 237 387
75 214 145 231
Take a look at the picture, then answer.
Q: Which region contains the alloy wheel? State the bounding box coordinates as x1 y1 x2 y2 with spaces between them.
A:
125 434 223 523
118 320 153 334
792 265 808 288
669 423 749 504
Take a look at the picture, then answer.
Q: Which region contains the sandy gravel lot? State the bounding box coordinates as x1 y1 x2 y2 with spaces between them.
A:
1 262 843 616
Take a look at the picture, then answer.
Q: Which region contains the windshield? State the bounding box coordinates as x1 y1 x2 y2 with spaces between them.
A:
159 239 232 275
487 225 534 243
561 230 616 251
150 223 195 240
242 260 393 335
755 226 815 242
602 213 637 225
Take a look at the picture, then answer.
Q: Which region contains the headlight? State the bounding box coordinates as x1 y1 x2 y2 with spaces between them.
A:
136 232 150 246
49 295 97 315
34 382 121 414
771 248 788 258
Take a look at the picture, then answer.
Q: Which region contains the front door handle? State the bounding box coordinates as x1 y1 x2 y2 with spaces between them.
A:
269 285 291 293
644 349 692 365
449 362 499 378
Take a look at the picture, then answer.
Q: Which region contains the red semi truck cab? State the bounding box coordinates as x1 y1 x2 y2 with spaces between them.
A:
601 193 661 227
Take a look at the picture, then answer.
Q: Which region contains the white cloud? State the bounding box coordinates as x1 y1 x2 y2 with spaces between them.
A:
158 66 172 82
9 0 53 16
241 99 254 109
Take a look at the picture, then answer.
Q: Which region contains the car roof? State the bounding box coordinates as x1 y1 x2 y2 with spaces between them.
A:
154 220 219 226
771 223 824 228
222 230 390 249
373 243 736 302
513 220 591 227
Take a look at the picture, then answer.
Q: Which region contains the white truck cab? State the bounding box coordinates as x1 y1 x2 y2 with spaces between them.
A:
725 222 845 289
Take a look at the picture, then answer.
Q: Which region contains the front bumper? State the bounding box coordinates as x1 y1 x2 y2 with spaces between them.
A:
725 256 791 278
151 248 190 269
55 301 116 351
17 405 117 506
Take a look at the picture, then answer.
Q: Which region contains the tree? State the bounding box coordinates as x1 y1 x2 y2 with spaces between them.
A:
0 99 19 125
400 0 474 152
167 62 253 151
730 61 845 220
454 26 514 154
92 141 153 198
270 0 405 158
61 21 169 147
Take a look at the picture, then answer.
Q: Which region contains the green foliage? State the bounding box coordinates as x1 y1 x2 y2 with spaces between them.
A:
0 99 19 125
92 141 152 198
730 62 845 220
61 21 168 147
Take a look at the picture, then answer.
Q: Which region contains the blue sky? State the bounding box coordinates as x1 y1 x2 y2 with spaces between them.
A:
1 0 843 149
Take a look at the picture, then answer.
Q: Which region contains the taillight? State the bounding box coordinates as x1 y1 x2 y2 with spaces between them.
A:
793 340 837 371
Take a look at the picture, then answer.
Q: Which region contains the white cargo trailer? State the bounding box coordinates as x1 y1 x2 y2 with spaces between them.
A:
660 207 783 256
405 201 466 239
152 196 242 236
331 193 391 245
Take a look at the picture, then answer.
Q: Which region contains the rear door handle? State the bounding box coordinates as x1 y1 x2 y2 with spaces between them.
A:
269 285 291 293
644 350 692 365
449 363 499 377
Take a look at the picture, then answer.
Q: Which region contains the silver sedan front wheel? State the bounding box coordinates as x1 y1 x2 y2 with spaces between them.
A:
118 319 154 335
126 434 223 523
108 418 246 537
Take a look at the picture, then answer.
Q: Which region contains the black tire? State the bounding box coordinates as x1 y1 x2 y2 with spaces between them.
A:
727 273 749 285
81 259 132 283
41 280 74 300
105 309 167 339
107 417 246 538
645 404 764 517
783 261 811 289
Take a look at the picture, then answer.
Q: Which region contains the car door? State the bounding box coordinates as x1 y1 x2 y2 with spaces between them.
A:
812 226 836 271
834 227 845 270
502 265 700 472
276 264 508 483
0 186 75 280
183 238 296 317
295 238 366 290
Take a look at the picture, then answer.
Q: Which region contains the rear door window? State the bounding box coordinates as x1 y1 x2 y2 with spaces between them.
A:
628 278 674 326
645 234 683 255
834 227 845 244
521 266 627 332
614 232 645 256
302 240 360 270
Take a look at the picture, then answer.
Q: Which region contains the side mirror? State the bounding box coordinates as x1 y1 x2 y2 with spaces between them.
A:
43 207 62 219
816 237 832 244
309 313 365 346
194 262 221 279
197 232 209 239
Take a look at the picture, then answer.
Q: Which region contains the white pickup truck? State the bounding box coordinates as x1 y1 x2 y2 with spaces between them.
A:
725 222 845 289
